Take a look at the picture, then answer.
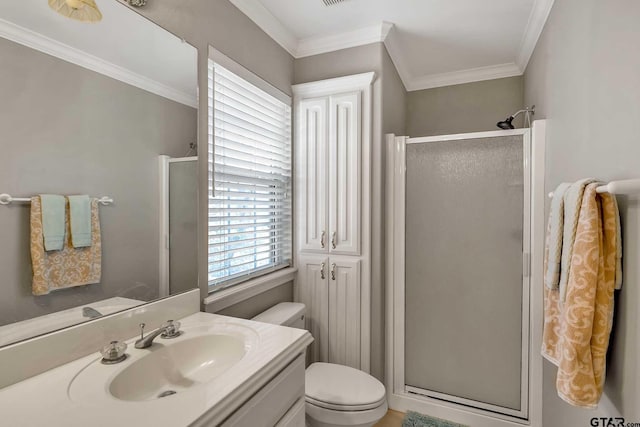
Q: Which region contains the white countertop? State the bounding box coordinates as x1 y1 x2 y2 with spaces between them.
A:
0 297 143 347
0 312 312 427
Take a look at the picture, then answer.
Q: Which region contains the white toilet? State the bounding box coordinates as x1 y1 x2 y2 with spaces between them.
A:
253 302 388 427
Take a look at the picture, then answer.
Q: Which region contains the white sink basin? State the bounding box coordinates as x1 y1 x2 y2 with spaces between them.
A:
68 322 258 404
109 335 246 401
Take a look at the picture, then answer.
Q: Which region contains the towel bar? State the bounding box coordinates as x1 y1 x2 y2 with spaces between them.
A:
547 179 640 198
0 194 114 206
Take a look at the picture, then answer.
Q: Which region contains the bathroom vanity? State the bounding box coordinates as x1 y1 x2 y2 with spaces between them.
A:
0 309 312 427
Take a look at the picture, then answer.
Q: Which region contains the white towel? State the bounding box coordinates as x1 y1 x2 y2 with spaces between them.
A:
558 178 598 303
545 183 571 289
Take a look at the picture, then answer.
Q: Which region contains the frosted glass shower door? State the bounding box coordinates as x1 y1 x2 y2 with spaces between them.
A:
168 159 198 295
404 134 529 417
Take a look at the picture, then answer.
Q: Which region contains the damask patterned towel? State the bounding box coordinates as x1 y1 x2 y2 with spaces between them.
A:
542 183 618 408
31 196 102 295
614 200 623 290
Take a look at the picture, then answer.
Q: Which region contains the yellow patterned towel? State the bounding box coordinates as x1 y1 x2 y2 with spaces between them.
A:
542 183 618 408
31 196 102 295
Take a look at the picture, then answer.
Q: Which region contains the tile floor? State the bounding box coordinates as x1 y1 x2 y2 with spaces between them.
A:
374 410 405 427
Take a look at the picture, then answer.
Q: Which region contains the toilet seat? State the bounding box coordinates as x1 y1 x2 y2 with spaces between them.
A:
305 363 387 412
305 399 388 427
305 395 386 412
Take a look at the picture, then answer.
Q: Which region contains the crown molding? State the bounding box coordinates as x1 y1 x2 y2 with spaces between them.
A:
228 0 298 57
228 0 392 59
0 18 197 108
382 25 412 90
230 0 554 91
516 0 555 70
385 12 532 92
385 30 524 92
405 63 523 92
296 22 393 58
292 71 376 98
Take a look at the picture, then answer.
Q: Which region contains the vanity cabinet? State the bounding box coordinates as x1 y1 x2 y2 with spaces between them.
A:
297 255 362 369
293 72 374 373
216 354 306 427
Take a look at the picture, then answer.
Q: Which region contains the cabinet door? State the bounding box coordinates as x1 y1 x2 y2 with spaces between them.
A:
296 97 329 253
297 255 329 364
327 258 361 368
219 355 305 427
328 93 361 255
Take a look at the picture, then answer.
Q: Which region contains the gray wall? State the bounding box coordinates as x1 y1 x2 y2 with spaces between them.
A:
294 42 405 381
132 0 293 97
382 46 407 136
211 282 294 319
524 0 640 422
406 76 524 137
0 38 197 326
294 43 383 86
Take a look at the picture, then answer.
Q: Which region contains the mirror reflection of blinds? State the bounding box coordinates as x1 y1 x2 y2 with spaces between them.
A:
208 60 292 289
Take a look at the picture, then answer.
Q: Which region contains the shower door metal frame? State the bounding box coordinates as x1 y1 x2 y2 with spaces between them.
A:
385 125 546 427
159 155 198 298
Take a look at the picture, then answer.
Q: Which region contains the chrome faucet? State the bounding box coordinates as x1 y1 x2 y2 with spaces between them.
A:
134 320 182 349
82 306 103 319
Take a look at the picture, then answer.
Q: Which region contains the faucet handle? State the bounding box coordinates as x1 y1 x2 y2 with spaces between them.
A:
139 322 146 340
161 320 182 339
100 340 127 365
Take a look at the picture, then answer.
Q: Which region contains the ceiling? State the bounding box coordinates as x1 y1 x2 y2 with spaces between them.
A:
0 0 197 106
229 0 555 91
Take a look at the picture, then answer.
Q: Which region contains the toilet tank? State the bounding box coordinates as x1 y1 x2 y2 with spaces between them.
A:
252 302 306 329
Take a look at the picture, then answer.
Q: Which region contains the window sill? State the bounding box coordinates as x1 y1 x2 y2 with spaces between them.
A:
203 267 297 313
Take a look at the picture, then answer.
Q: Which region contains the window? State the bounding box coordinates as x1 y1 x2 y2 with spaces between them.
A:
207 55 292 291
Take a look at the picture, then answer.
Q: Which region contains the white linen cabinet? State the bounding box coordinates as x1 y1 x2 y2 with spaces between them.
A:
292 72 374 372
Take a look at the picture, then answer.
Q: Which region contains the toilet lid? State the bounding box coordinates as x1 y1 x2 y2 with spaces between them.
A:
305 363 386 411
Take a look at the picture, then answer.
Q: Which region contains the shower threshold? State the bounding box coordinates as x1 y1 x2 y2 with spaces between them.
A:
405 385 528 421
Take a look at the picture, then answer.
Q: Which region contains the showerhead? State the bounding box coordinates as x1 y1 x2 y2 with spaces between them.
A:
496 116 515 130
496 105 535 129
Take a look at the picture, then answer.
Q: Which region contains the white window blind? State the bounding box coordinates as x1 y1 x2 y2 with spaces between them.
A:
208 59 292 290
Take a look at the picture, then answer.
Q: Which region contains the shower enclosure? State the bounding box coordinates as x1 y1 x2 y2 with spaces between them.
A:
159 155 198 297
385 124 546 427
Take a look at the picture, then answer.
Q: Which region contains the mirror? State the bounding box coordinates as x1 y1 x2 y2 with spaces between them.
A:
0 1 198 347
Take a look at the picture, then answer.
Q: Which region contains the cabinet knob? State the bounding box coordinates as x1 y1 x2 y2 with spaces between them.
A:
320 262 325 279
331 232 337 249
320 231 326 248
331 263 336 281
